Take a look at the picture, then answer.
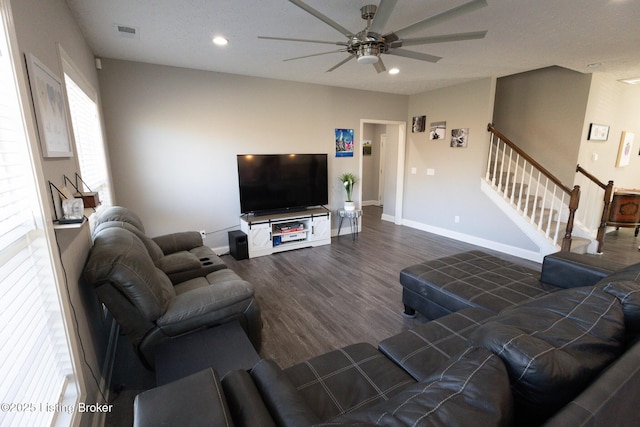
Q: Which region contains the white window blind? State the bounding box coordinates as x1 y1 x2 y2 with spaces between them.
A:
0 3 78 426
63 72 111 206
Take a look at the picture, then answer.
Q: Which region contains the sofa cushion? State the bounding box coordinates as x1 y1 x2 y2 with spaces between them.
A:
157 272 255 336
283 343 415 423
93 220 165 261
470 287 625 422
594 261 640 286
85 227 175 321
400 251 558 315
95 205 146 232
379 307 494 381
597 280 640 335
321 347 513 427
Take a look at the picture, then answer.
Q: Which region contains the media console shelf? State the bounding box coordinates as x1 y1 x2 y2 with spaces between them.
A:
240 207 331 258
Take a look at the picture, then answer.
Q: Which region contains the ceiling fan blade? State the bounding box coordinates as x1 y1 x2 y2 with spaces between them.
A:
284 49 346 62
391 0 488 39
258 36 348 46
327 55 355 72
288 0 354 37
401 30 487 46
387 49 442 63
373 58 387 73
368 0 397 34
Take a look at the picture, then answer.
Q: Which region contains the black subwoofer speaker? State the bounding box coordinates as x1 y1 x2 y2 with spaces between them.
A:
228 230 248 260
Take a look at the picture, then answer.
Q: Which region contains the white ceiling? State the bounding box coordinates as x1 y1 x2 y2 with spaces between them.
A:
64 0 640 95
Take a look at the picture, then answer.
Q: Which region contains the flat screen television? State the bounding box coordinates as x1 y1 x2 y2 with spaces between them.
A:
237 154 328 215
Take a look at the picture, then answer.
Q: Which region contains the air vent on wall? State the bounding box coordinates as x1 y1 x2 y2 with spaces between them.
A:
114 24 139 39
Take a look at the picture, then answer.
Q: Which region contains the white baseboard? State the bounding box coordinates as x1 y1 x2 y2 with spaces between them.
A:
362 200 381 207
401 218 544 263
381 213 395 223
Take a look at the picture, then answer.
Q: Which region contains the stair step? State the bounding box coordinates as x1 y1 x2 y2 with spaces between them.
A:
570 237 591 254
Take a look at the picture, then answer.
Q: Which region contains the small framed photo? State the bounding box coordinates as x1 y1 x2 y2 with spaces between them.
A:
412 115 426 133
616 131 634 167
362 140 372 156
451 128 469 148
26 54 73 157
429 121 446 140
587 123 609 141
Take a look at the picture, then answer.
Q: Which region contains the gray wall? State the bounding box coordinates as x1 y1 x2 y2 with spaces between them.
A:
403 78 538 252
11 0 110 424
97 59 409 248
578 73 640 188
493 66 592 184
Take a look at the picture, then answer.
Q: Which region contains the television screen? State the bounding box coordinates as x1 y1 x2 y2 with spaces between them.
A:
237 154 328 214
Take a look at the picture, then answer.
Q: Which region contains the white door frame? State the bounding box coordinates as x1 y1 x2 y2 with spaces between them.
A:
359 119 407 225
379 133 386 206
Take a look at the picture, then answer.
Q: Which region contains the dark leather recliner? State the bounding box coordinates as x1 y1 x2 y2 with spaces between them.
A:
93 206 227 283
84 227 262 368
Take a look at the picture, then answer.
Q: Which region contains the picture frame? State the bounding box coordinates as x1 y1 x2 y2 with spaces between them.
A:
616 131 634 167
412 115 426 133
587 123 609 141
26 54 73 157
451 128 469 148
362 140 372 156
335 128 354 157
430 121 446 140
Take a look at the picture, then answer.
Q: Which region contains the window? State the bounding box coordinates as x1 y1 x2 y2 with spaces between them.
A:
62 58 111 206
0 2 78 426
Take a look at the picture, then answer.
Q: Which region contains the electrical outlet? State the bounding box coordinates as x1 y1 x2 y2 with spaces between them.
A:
454 216 460 223
199 230 206 239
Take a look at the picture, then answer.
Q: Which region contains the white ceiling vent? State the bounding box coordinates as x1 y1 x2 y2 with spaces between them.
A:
114 24 139 39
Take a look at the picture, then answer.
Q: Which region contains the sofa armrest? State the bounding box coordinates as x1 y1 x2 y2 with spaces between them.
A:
251 359 321 427
134 368 233 427
153 231 203 254
222 369 276 427
540 252 619 289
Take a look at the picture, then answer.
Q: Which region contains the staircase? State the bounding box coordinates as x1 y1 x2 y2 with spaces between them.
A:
482 125 591 257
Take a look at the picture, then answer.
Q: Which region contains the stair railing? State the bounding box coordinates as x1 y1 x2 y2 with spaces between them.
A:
575 164 613 253
486 124 580 252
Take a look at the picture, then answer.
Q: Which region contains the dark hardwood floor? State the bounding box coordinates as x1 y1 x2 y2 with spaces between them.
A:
105 205 639 425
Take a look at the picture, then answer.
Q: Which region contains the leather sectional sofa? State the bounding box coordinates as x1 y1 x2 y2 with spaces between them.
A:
84 207 262 368
133 252 640 426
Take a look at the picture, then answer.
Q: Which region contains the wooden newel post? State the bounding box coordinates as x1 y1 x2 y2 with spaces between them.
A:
596 180 615 253
562 185 581 252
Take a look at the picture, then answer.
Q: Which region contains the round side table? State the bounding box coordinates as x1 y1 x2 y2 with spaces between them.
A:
337 209 363 240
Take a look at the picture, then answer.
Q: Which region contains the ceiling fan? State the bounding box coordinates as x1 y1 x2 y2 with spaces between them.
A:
258 0 488 73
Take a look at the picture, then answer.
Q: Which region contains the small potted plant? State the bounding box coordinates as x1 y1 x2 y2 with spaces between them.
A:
338 172 358 211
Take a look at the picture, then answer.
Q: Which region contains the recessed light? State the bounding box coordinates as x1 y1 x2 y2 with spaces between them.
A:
388 68 400 75
619 77 640 85
213 36 228 46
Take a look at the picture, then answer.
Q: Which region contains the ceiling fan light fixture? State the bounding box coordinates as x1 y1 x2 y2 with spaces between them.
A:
357 45 380 64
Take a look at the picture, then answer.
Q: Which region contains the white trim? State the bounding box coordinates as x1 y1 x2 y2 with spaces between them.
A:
0 1 84 423
401 217 544 263
359 119 407 225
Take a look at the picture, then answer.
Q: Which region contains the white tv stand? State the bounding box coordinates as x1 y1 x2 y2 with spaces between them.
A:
239 207 331 258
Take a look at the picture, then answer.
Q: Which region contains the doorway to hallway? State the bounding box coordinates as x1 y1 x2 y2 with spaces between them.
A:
359 119 406 226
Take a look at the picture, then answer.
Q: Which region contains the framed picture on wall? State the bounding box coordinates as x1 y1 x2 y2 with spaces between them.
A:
25 54 73 157
616 131 635 167
362 140 372 156
335 128 354 157
412 115 426 133
587 123 609 141
430 121 446 140
451 128 469 148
